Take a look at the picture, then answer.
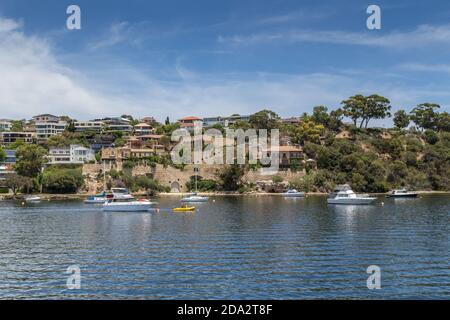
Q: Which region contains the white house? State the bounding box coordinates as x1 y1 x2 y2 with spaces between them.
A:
35 121 67 139
48 145 95 164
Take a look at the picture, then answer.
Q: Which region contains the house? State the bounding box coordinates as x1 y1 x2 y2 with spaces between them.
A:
0 164 14 182
203 114 250 127
32 114 60 123
282 117 301 125
101 146 155 165
0 120 12 132
178 116 203 133
97 117 132 132
35 121 67 139
134 123 154 136
140 117 157 126
264 145 304 168
48 145 95 164
1 132 35 144
3 149 16 164
74 120 104 132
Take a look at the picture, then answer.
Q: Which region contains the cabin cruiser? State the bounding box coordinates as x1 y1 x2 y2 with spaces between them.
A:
24 195 41 203
327 185 376 205
102 196 157 212
387 189 418 198
181 192 209 202
282 189 305 197
84 192 108 204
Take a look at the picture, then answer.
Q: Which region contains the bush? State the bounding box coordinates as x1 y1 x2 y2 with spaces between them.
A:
42 167 84 193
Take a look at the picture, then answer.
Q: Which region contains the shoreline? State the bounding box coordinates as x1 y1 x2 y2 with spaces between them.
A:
1 190 450 201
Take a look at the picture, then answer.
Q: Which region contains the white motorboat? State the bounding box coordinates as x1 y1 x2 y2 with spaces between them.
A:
282 189 305 197
181 193 209 202
102 197 157 212
24 195 41 203
327 185 376 205
387 189 418 198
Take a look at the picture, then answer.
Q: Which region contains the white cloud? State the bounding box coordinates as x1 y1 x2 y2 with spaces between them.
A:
0 16 448 124
218 24 450 48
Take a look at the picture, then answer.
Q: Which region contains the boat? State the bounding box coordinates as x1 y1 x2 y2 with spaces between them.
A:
181 166 209 202
110 188 134 199
102 197 157 212
327 185 376 205
84 192 108 204
282 189 305 197
24 195 41 203
387 189 418 198
173 205 196 212
181 193 209 202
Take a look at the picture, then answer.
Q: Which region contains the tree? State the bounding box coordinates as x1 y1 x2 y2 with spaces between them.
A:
312 105 330 126
15 145 47 178
42 167 84 193
165 117 170 125
410 103 440 131
341 94 391 128
437 112 450 132
249 109 280 130
291 120 324 144
5 173 33 195
393 110 410 129
218 165 245 191
341 94 366 127
0 147 5 163
10 120 24 132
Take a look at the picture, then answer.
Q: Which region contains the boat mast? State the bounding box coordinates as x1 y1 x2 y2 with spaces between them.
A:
103 160 106 192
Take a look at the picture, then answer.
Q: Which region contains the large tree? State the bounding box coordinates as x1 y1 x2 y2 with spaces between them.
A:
410 103 440 131
15 144 47 178
341 94 391 128
5 173 33 195
249 109 280 130
393 110 410 129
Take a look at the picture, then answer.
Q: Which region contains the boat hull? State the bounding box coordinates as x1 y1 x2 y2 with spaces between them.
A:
283 192 305 197
327 198 376 205
102 202 155 212
84 198 107 204
181 197 209 202
387 194 418 198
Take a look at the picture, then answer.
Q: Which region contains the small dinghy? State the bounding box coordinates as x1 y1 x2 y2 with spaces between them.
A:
282 189 305 197
24 195 41 203
173 205 196 212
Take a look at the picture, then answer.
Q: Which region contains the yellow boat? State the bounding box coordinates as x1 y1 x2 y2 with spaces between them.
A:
173 205 196 212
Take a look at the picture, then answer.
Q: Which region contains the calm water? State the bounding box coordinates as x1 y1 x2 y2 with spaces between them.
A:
0 195 448 299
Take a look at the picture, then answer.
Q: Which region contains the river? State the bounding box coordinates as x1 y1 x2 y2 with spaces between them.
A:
0 194 448 299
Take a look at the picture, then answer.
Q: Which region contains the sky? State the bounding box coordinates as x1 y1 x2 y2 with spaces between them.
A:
0 0 450 124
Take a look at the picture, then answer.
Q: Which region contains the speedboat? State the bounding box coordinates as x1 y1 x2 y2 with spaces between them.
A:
387 189 418 198
24 195 41 203
84 192 108 204
181 193 209 202
102 197 157 212
282 189 305 197
327 185 376 205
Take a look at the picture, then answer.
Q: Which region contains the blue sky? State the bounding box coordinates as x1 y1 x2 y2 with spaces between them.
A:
0 0 449 124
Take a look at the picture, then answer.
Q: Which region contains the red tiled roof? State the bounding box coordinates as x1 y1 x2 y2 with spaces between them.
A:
178 116 203 121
